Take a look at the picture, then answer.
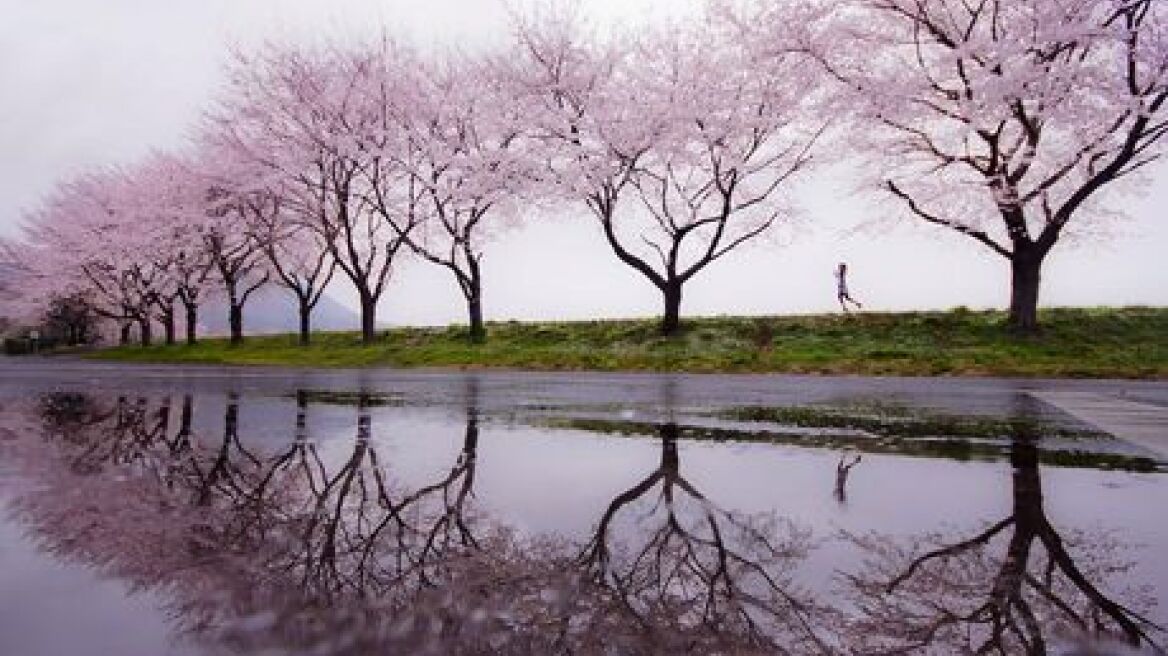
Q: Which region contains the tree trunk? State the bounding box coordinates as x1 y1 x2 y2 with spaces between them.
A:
660 282 683 336
294 389 308 443
229 304 243 345
659 423 679 473
1011 438 1043 519
357 392 372 441
464 415 479 453
359 292 377 344
298 302 311 347
224 393 239 446
467 291 485 343
178 395 193 443
185 303 198 345
139 318 152 347
162 311 176 346
1007 253 1044 334
120 322 132 346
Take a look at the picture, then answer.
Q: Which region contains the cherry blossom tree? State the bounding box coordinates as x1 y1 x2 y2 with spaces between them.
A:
507 12 824 335
103 157 193 347
0 241 25 331
249 185 337 346
0 239 52 335
370 54 531 342
134 154 215 346
166 241 213 346
15 153 226 347
191 148 275 345
215 42 413 344
41 291 99 345
770 0 1168 332
20 168 164 345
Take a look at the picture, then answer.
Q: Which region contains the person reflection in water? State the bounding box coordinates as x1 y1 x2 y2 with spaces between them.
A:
834 450 862 505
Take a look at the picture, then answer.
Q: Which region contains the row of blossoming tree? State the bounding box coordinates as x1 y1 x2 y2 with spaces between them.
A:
3 0 1166 345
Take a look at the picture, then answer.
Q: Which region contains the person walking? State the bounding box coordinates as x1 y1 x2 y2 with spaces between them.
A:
835 262 862 312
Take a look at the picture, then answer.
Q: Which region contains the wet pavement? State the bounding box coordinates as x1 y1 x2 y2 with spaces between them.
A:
4 357 1168 415
0 358 1166 654
1032 391 1168 459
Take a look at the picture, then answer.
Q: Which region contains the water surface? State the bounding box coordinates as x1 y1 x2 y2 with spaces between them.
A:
1 363 1165 654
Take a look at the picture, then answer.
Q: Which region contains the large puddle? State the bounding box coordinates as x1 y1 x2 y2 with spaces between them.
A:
0 370 1165 654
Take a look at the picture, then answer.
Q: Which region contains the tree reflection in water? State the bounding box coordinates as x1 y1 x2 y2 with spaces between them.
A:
579 421 832 654
12 390 823 653
6 391 1164 654
277 384 487 603
840 396 1166 655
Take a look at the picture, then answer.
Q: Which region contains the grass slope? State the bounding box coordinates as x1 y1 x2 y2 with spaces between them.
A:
88 307 1168 378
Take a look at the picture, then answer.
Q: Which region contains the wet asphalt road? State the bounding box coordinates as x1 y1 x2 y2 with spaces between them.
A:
3 356 1166 420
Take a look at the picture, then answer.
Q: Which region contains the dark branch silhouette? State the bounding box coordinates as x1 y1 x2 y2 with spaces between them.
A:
578 422 832 654
841 430 1165 654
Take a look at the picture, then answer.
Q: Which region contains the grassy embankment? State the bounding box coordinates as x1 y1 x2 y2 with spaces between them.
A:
88 307 1168 378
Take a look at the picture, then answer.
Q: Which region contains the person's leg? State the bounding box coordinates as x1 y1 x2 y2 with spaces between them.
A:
838 293 850 312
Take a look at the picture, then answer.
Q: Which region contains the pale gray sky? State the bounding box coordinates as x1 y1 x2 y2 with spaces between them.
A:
2 0 1165 325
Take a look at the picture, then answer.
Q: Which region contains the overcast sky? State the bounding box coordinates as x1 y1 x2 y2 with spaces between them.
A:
2 0 1166 325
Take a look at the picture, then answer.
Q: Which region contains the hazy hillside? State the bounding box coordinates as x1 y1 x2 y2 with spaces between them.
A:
200 288 360 336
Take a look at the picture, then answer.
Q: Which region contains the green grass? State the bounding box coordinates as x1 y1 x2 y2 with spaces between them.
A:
282 390 405 407
86 307 1168 379
714 403 1108 439
538 417 1160 472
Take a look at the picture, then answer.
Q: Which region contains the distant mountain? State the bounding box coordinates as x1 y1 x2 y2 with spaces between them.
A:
200 287 360 336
